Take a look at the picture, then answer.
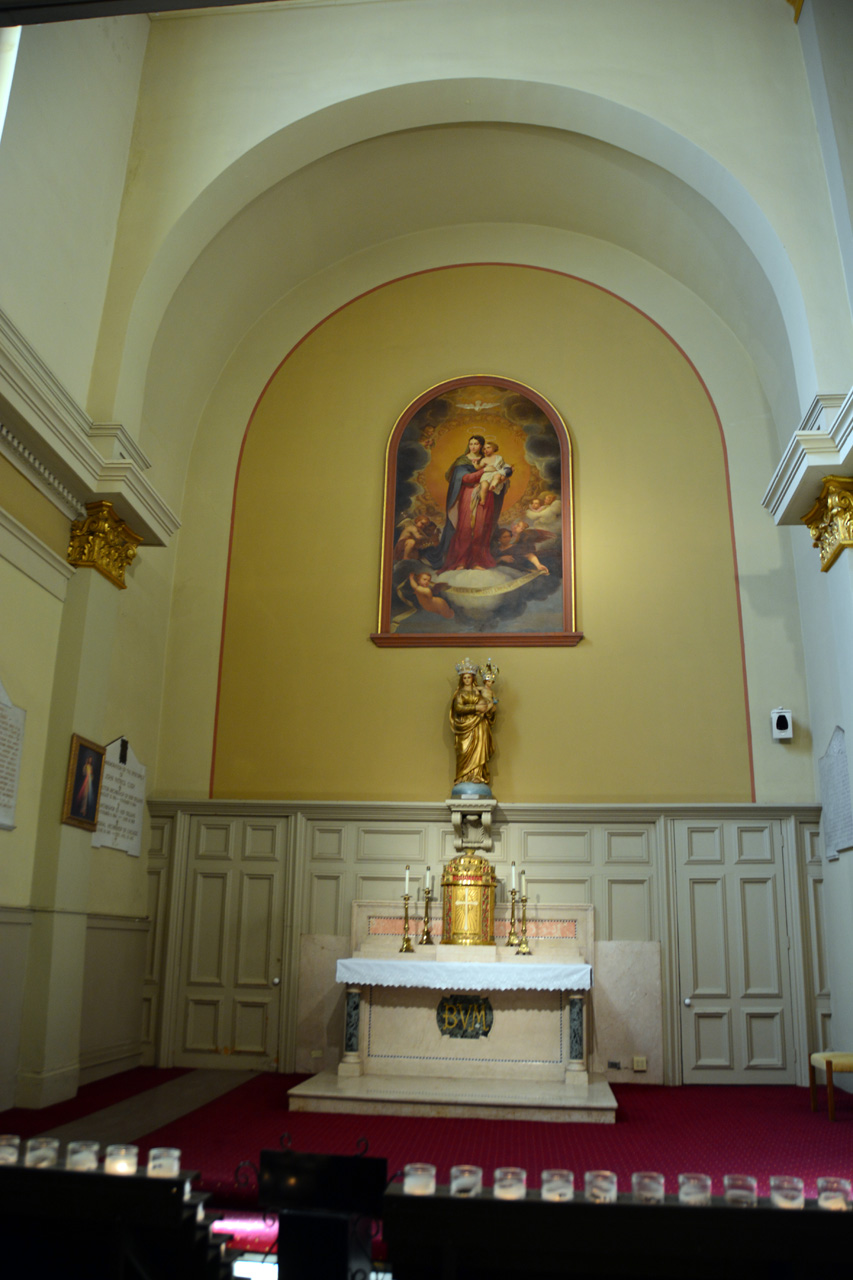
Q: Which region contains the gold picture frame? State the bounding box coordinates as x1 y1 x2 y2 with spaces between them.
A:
61 734 106 831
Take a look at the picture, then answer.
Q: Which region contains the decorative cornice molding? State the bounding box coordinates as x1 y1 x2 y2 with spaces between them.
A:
88 423 152 472
147 798 822 823
0 421 85 520
0 307 180 546
762 391 850 525
0 507 74 601
67 500 144 589
801 475 853 572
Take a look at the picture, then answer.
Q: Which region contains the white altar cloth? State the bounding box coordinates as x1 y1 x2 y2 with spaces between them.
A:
336 957 592 991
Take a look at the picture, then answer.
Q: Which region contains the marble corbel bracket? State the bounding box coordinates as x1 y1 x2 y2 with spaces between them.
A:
446 797 497 851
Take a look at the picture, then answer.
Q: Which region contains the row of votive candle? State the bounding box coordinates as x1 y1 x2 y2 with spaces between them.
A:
0 1136 180 1177
402 1164 852 1208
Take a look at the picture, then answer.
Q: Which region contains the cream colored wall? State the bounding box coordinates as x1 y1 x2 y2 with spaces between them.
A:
88 538 178 918
0 557 64 906
0 15 148 406
209 265 742 804
93 0 850 444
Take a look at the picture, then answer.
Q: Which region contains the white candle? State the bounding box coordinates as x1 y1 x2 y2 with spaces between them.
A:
105 1145 138 1175
403 1163 436 1196
425 866 431 894
66 1141 100 1171
147 1147 181 1178
405 865 410 895
511 861 516 891
520 870 526 898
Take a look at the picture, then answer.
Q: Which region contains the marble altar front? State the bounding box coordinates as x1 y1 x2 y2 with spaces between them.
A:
287 900 617 1122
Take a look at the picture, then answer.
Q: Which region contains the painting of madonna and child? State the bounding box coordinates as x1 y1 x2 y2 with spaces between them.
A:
373 378 581 647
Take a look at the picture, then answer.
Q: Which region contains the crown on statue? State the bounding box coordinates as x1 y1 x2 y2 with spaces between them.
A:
455 656 479 676
480 658 500 683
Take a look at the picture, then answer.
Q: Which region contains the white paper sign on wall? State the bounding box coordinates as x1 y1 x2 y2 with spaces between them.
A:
92 737 146 857
0 677 25 831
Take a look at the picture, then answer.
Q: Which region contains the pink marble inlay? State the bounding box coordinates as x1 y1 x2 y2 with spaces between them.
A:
494 919 577 938
367 915 576 939
368 915 444 937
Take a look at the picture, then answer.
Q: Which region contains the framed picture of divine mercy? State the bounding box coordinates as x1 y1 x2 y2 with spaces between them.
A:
371 377 582 647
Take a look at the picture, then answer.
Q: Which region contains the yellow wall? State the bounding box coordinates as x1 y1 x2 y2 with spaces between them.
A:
213 265 751 803
0 456 70 557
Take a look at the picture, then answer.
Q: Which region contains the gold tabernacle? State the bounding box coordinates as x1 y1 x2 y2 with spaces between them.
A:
440 852 497 945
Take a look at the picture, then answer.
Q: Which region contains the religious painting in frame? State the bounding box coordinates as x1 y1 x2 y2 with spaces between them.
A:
61 733 106 831
371 376 582 647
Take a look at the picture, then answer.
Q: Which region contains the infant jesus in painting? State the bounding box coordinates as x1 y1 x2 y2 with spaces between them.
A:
475 439 512 504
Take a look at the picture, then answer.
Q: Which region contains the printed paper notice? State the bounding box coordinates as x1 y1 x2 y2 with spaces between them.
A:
0 686 26 831
818 727 853 860
92 738 146 857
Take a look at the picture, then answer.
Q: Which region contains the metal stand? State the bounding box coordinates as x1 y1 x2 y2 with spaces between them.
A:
418 886 433 945
400 893 414 952
507 888 519 946
516 893 531 955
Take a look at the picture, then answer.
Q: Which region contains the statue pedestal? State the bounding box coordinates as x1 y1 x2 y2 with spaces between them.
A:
446 797 497 851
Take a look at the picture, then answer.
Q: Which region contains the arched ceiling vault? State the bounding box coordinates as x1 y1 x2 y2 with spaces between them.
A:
107 80 819 437
136 114 804 502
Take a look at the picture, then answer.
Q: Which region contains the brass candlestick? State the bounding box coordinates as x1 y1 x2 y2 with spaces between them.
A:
400 893 414 952
418 886 434 945
507 888 519 947
516 892 531 955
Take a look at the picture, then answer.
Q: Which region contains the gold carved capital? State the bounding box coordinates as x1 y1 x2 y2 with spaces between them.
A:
801 477 853 572
67 501 143 589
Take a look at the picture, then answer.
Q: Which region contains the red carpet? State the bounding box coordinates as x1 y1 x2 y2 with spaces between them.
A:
0 1067 191 1139
132 1073 853 1205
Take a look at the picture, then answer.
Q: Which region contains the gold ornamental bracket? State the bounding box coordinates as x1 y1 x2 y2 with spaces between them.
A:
801 476 853 572
67 501 143 589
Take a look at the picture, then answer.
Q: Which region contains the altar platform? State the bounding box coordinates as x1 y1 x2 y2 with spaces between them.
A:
287 897 617 1123
287 1069 617 1124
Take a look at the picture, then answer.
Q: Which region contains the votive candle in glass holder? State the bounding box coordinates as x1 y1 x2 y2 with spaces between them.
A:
678 1173 712 1206
585 1170 617 1204
540 1170 574 1202
0 1135 21 1165
450 1164 482 1198
147 1147 182 1179
769 1175 804 1210
493 1167 527 1200
817 1177 852 1211
632 1171 665 1204
66 1141 100 1171
105 1144 138 1175
724 1174 757 1207
24 1137 60 1168
403 1162 436 1196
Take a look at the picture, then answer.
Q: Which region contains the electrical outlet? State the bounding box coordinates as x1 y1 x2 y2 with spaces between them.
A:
607 1060 621 1070
632 1055 647 1072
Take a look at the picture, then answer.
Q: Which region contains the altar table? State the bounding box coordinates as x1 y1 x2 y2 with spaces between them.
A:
335 954 592 1086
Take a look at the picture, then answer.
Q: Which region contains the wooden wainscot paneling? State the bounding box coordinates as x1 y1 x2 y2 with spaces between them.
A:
79 915 148 1084
0 908 33 1109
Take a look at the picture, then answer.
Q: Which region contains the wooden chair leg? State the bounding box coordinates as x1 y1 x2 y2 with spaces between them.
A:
809 1059 818 1112
827 1060 835 1121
